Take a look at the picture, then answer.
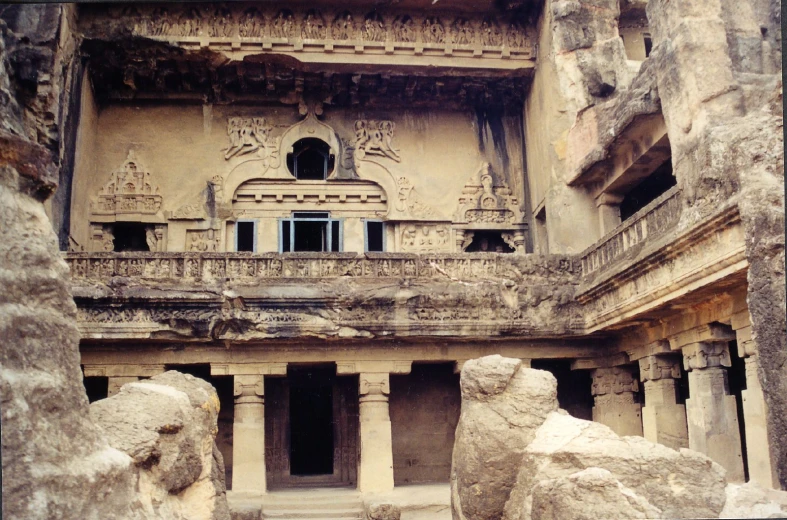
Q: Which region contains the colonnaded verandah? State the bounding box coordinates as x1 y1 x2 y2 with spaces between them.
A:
0 0 783 517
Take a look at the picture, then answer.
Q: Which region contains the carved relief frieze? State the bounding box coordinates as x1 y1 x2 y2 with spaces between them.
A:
454 163 523 227
224 116 279 164
91 151 163 217
117 6 534 65
396 177 438 219
400 224 452 253
352 120 400 163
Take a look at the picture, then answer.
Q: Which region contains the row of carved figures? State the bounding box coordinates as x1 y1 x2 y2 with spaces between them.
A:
124 6 529 48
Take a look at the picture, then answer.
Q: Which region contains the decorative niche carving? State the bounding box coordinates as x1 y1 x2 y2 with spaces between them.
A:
224 116 279 163
422 16 445 44
352 120 400 163
302 9 326 39
400 224 452 253
333 11 355 40
186 229 221 252
362 12 386 41
91 151 163 217
454 163 523 226
271 9 295 38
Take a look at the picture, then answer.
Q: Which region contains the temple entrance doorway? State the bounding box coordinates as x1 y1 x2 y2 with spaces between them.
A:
266 365 358 489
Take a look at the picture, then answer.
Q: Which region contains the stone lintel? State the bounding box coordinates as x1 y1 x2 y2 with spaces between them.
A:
668 323 735 351
83 364 165 378
336 360 412 375
211 362 287 376
571 352 629 371
625 339 671 362
730 309 753 331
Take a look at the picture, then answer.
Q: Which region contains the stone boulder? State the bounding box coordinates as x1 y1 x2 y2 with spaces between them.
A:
366 502 401 520
529 468 663 520
502 411 727 520
90 371 230 520
720 481 787 518
451 355 558 520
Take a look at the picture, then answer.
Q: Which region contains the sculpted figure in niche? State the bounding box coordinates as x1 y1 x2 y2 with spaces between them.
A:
333 11 355 40
177 7 202 37
452 18 473 45
238 8 263 38
302 10 326 39
480 17 502 46
353 120 400 162
224 117 273 160
209 6 234 38
271 10 294 38
392 15 414 42
506 21 526 48
422 16 445 44
363 12 385 41
151 7 171 36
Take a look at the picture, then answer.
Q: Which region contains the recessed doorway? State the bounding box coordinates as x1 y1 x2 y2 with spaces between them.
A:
289 367 334 476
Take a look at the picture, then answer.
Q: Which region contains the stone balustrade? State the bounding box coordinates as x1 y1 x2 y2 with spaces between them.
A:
580 187 682 276
64 252 577 283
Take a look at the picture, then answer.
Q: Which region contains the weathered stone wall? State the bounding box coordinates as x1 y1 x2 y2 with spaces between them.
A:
390 364 461 485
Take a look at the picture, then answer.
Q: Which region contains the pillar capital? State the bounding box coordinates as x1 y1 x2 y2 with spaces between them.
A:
639 354 682 382
359 372 390 397
234 374 264 399
682 342 731 372
668 322 735 351
591 366 639 396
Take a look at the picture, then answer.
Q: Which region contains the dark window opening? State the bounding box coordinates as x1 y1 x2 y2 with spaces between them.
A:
619 160 676 221
289 366 335 476
236 221 256 252
644 33 653 57
287 138 335 180
531 359 593 420
365 221 385 252
281 213 341 252
464 231 515 253
112 222 150 252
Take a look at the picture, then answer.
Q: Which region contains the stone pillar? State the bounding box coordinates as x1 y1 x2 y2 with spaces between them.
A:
682 341 745 482
232 374 266 493
337 360 411 493
639 355 689 450
107 376 139 396
590 366 643 437
596 193 624 236
358 372 394 493
733 311 778 488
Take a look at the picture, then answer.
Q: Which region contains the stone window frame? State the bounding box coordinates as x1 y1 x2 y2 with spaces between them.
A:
363 219 386 253
278 212 344 253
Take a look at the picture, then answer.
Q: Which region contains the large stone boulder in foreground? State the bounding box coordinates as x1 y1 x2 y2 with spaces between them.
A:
502 412 727 520
528 467 662 520
90 371 230 520
720 482 787 518
451 355 558 520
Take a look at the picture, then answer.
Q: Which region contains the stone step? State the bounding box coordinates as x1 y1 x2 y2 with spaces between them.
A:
262 508 363 519
264 500 363 510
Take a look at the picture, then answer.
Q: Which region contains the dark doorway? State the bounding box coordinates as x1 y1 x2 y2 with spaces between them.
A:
289 366 335 476
464 231 515 253
619 160 677 221
113 222 150 252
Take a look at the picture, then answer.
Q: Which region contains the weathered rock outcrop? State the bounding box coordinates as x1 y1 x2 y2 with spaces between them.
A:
90 371 230 520
720 482 787 519
502 411 727 520
450 355 558 520
528 467 662 520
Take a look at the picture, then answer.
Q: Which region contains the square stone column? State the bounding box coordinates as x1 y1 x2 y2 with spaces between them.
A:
733 310 779 488
591 366 643 437
232 374 266 493
358 372 394 493
596 193 624 236
638 354 688 450
682 341 745 482
337 360 412 493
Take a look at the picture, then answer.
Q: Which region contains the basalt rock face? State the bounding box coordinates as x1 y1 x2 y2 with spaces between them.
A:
90 371 230 520
450 355 558 520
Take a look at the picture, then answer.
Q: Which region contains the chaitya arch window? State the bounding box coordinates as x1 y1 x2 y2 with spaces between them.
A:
287 138 335 180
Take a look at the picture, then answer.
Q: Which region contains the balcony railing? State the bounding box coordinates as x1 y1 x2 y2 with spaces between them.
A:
65 252 578 283
580 187 682 276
